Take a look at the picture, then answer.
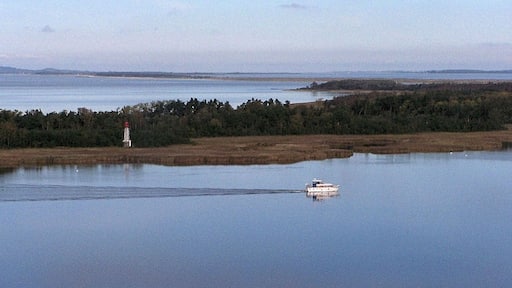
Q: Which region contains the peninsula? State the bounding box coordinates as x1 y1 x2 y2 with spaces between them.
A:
2 75 512 169
2 128 512 169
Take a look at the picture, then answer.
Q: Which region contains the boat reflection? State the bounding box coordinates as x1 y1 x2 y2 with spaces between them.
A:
306 190 340 201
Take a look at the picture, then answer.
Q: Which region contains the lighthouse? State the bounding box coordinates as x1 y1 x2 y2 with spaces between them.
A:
123 121 132 148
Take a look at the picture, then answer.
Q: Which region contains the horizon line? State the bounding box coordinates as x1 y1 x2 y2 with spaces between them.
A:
2 65 512 75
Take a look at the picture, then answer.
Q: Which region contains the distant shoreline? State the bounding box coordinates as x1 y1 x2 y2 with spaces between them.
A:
2 66 512 82
2 129 512 169
5 71 512 88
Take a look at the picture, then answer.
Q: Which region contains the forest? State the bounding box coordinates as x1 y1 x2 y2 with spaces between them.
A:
303 78 512 92
1 81 512 148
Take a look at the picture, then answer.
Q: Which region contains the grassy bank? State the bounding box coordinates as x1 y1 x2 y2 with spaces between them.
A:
2 128 512 169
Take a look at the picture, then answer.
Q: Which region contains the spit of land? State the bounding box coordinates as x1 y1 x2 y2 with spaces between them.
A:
2 128 512 169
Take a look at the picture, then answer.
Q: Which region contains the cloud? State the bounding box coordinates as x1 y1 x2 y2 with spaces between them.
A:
279 3 309 9
41 25 55 33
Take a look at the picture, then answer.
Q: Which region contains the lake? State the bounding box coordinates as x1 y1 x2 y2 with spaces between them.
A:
2 71 512 113
1 151 511 287
0 74 330 113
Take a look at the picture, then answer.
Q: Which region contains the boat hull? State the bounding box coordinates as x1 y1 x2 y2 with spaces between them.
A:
306 187 339 198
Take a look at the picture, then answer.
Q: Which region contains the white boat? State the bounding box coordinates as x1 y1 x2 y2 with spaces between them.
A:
305 178 340 198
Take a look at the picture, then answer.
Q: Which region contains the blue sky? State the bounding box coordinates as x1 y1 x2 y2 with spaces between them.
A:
1 0 511 72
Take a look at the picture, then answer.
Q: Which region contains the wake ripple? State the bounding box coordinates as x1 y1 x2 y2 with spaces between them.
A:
0 184 302 202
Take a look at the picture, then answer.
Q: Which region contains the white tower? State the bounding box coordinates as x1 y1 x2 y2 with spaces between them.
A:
123 121 132 148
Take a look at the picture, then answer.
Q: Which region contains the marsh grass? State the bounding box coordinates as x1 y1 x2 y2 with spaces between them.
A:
2 127 512 169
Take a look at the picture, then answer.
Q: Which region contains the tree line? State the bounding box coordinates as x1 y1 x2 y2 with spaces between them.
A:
303 79 512 92
1 83 512 148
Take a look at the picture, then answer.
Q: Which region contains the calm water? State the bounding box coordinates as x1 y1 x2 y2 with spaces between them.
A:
0 74 331 113
1 151 512 287
2 71 512 113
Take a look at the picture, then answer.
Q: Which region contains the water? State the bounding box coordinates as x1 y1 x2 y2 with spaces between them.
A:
2 71 512 113
1 151 512 287
0 74 330 113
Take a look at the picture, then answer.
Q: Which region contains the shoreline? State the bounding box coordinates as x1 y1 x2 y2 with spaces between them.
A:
2 129 512 169
7 70 512 84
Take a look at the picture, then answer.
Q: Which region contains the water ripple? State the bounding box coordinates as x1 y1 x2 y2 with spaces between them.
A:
0 184 302 202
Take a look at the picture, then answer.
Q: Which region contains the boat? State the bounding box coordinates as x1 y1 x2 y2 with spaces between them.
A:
305 178 340 199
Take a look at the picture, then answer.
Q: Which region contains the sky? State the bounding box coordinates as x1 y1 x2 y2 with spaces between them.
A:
1 0 512 72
